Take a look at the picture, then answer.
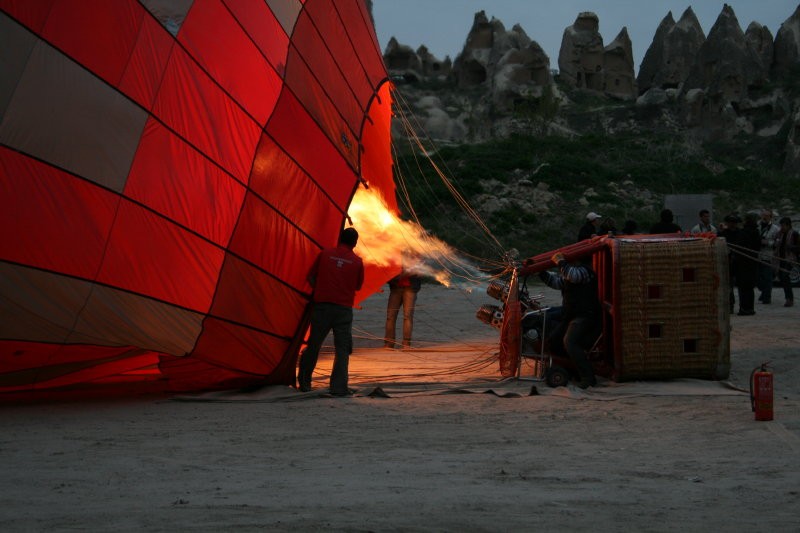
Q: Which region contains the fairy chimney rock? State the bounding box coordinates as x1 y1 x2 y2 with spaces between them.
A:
784 104 800 175
384 37 422 73
637 8 705 94
603 27 637 99
416 45 451 79
558 12 604 91
383 38 450 83
453 11 553 103
772 5 800 77
453 11 494 87
683 4 767 103
495 25 551 88
745 22 775 72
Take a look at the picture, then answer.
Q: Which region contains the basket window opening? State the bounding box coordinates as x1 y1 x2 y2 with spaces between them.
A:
648 324 663 338
647 285 664 299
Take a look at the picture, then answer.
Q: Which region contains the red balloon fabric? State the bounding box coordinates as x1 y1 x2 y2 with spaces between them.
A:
0 0 394 392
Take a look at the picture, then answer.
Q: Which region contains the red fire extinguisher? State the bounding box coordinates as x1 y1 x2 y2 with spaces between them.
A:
750 362 773 421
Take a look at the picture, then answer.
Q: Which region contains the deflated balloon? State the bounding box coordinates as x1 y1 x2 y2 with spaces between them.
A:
0 0 395 392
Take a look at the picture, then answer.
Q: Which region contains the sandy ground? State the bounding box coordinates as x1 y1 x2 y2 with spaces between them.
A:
1 282 799 532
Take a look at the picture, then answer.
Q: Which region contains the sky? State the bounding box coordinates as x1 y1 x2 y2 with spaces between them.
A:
371 1 799 74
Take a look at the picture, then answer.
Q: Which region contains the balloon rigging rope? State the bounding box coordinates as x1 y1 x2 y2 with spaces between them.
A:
726 241 800 274
316 90 531 381
389 89 510 270
307 289 506 381
352 298 494 348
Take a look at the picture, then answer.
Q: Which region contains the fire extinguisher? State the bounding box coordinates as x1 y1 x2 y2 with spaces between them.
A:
750 362 773 421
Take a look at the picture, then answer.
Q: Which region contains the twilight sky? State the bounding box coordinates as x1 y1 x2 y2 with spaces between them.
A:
371 1 798 74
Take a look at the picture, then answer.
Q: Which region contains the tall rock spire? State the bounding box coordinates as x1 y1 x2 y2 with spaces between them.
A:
772 5 800 77
637 7 705 94
603 27 637 99
683 4 767 101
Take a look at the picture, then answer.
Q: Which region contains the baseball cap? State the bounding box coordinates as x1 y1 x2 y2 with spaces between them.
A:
586 212 602 221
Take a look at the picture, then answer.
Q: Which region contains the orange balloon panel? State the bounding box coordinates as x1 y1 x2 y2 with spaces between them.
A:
0 0 393 393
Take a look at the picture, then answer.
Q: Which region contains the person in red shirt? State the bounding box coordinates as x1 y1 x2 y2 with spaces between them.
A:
297 227 364 395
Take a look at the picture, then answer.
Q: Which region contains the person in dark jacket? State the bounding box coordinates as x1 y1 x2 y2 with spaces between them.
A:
539 253 601 389
649 208 682 234
734 213 761 315
621 219 638 235
577 212 602 242
719 214 742 313
776 216 799 307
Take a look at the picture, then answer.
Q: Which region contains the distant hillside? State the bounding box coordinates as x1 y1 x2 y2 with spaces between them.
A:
383 5 800 259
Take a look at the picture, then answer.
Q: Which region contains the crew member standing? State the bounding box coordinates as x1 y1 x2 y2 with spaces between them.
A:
384 271 422 349
757 209 779 304
297 227 364 395
776 217 798 307
735 213 761 316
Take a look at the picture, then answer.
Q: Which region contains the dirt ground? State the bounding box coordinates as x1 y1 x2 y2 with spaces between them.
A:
1 283 798 532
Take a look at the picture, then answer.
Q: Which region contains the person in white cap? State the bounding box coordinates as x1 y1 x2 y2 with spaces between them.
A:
577 212 602 242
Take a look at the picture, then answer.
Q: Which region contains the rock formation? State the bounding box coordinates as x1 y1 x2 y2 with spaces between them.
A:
786 104 800 175
557 13 637 99
448 11 554 113
558 12 604 91
772 5 800 77
745 22 775 72
383 38 450 82
383 37 422 74
771 6 800 175
417 45 452 79
453 11 496 87
415 95 467 142
681 5 770 137
637 8 706 93
451 11 552 96
603 27 637 100
491 26 553 110
683 6 768 98
380 4 800 176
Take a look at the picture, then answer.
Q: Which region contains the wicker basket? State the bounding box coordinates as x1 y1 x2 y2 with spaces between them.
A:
608 237 730 381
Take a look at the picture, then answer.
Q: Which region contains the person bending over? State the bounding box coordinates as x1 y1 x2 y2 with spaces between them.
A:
539 253 602 389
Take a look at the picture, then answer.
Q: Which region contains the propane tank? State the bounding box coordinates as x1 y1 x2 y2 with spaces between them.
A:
749 363 773 421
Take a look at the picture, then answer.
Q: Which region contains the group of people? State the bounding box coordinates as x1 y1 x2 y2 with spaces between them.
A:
682 207 797 310
576 209 688 242
576 208 798 314
699 208 797 314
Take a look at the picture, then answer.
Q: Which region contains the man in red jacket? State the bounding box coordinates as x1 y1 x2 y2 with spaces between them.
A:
297 227 364 395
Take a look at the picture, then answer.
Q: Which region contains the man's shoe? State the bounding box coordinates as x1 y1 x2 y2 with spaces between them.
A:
577 377 597 389
785 300 794 307
298 383 311 392
737 310 755 316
